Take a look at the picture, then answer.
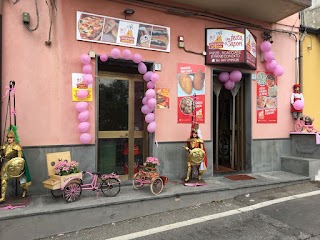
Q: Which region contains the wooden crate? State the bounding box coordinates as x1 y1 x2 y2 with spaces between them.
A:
43 151 82 190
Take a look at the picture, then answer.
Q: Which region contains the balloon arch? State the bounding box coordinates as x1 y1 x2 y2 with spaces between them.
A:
77 48 159 144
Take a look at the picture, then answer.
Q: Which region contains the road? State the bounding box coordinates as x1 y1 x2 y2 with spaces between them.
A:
39 182 320 240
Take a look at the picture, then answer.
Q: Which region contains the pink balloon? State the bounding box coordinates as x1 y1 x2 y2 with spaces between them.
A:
83 74 93 84
81 54 91 65
132 53 142 64
77 89 89 99
147 98 157 108
229 70 242 82
260 41 272 52
151 73 159 83
145 89 156 98
141 105 153 114
145 113 155 123
218 72 229 83
80 133 92 144
265 60 277 72
147 121 156 133
274 65 284 77
111 48 121 59
143 71 153 82
224 80 235 90
138 62 147 74
293 99 304 111
75 102 88 112
142 97 148 105
264 51 275 62
78 110 90 122
122 49 132 60
78 122 90 133
82 64 92 74
100 54 108 62
147 81 155 89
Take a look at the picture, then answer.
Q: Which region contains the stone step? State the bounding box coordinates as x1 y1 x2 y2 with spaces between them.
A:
281 155 320 180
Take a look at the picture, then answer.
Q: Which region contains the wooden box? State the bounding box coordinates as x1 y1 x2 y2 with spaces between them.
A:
43 151 82 190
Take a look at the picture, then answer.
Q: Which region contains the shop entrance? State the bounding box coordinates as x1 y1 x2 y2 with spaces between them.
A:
212 73 245 173
97 72 148 180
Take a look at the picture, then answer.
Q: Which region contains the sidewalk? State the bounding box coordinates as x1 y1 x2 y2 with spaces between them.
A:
0 171 310 240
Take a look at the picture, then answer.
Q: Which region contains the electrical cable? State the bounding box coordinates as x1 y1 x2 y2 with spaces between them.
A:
24 0 39 32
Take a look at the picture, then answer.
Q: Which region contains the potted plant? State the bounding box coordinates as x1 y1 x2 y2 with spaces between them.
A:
54 159 80 176
303 115 314 125
143 157 160 172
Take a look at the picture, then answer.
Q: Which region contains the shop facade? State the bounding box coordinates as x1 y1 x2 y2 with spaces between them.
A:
1 0 310 195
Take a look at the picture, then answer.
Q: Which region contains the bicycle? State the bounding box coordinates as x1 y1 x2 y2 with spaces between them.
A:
50 171 121 203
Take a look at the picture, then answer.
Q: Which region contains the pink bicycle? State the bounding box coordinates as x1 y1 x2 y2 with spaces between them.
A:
51 171 121 203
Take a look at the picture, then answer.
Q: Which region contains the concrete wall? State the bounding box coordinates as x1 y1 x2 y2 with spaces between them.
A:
302 0 320 28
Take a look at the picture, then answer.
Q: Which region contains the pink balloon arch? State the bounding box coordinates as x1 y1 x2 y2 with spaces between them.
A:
78 48 159 143
218 70 242 90
260 41 284 77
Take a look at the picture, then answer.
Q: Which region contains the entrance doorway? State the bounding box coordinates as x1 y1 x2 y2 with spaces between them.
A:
212 73 245 173
97 72 148 180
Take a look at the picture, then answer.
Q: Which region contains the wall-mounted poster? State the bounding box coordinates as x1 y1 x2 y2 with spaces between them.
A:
177 63 205 123
155 88 169 109
256 71 277 123
76 11 170 52
72 73 93 102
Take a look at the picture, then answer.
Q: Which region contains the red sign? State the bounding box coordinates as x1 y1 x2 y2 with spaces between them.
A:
256 71 278 123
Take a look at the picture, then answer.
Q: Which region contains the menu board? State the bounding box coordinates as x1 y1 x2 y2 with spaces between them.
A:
256 71 277 123
76 11 170 52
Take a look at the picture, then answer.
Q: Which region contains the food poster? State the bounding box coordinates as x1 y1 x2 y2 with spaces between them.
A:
155 88 169 109
72 73 93 102
76 11 170 52
177 63 205 123
256 71 277 123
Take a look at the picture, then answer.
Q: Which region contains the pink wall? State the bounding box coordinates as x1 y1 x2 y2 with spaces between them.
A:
1 0 298 146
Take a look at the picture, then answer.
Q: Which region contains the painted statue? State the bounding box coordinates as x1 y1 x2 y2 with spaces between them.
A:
0 129 31 202
183 126 206 182
291 84 304 120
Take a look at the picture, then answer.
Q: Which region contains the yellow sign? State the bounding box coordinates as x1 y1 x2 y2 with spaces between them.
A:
72 73 93 102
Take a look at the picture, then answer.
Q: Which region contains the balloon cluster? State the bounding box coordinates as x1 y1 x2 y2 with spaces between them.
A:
218 70 242 90
260 41 284 77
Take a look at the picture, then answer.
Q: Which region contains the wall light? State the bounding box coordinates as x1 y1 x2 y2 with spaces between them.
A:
124 8 135 19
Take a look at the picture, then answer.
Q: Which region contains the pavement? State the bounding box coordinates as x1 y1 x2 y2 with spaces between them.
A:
0 171 311 240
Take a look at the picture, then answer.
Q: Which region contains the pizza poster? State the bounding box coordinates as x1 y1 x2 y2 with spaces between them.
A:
256 71 277 123
177 63 205 123
72 73 93 102
155 88 169 109
76 11 170 52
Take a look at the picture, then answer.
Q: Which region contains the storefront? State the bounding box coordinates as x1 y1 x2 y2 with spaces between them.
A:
1 0 306 194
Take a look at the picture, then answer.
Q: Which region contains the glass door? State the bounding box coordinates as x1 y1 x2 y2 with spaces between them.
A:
97 72 148 180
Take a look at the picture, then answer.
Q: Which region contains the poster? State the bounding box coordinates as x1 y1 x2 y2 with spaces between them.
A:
256 71 277 123
72 73 93 102
155 88 169 109
76 11 170 52
177 63 205 123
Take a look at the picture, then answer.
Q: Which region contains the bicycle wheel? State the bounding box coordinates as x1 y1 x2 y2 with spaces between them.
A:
63 181 82 203
133 174 144 189
100 178 120 197
51 189 63 198
150 177 163 195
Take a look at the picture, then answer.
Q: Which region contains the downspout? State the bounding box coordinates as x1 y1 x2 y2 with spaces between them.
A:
299 33 305 92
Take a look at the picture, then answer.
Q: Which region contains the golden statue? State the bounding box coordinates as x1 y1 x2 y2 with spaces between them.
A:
0 129 30 202
183 126 206 182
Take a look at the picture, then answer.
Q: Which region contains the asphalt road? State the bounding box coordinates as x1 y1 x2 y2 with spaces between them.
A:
39 182 320 240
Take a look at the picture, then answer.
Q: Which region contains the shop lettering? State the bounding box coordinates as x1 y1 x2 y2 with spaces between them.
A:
180 66 192 74
265 109 275 115
225 34 243 47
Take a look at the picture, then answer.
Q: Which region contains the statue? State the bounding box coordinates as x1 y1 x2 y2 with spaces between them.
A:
291 84 304 120
183 125 207 182
0 129 31 203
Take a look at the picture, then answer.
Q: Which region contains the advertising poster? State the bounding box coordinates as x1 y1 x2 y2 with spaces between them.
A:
76 11 170 52
155 88 169 109
72 73 93 102
177 63 205 123
256 71 277 123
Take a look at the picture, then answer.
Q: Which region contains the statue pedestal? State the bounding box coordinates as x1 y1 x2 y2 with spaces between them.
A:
0 196 30 210
184 179 207 187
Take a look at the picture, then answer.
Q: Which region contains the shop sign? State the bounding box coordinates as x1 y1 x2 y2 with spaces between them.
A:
177 63 205 123
72 73 93 102
76 11 170 52
155 88 169 109
205 28 257 70
256 71 277 123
